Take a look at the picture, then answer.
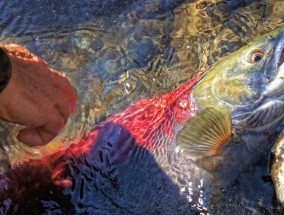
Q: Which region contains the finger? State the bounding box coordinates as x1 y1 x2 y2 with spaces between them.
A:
17 116 65 146
55 77 78 114
52 90 75 124
17 127 49 146
50 68 78 112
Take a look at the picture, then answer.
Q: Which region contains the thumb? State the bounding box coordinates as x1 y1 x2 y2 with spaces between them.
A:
17 126 58 146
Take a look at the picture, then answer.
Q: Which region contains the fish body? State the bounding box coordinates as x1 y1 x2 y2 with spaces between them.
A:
1 27 284 214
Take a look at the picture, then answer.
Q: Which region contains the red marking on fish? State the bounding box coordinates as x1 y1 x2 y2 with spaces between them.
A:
7 71 206 190
59 71 202 155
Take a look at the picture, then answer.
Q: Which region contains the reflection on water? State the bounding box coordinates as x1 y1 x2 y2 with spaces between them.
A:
0 0 283 214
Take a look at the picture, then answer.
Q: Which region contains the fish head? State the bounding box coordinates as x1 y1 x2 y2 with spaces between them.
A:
176 28 284 212
177 28 284 173
192 27 284 131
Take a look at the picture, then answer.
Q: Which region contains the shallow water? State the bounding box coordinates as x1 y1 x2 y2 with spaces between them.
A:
0 0 283 214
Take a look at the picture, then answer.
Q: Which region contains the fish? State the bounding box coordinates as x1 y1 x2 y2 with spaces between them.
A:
0 27 284 214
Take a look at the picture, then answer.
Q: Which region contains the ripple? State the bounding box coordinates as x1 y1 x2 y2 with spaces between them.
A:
0 0 283 213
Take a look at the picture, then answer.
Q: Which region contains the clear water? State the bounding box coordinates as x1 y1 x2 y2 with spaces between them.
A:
0 0 283 214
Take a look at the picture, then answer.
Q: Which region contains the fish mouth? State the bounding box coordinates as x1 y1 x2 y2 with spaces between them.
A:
265 31 284 97
232 35 284 130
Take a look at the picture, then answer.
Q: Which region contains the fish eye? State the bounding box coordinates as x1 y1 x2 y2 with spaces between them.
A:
250 51 264 64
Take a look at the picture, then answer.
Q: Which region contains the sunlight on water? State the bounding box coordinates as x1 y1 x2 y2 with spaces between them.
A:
0 0 283 214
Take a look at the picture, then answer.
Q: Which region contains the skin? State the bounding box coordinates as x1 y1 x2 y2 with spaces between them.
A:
0 44 77 146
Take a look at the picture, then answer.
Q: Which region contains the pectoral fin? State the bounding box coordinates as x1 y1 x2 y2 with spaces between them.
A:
177 108 232 157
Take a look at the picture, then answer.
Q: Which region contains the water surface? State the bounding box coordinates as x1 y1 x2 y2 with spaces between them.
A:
0 0 283 214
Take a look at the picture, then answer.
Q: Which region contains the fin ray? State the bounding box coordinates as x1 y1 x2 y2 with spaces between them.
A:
177 108 232 156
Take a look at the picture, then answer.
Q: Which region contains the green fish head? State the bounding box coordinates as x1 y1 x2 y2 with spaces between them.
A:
192 27 284 130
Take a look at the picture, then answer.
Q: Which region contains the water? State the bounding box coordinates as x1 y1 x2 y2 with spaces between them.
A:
0 0 283 214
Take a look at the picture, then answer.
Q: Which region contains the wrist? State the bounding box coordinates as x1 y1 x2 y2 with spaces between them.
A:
0 48 11 93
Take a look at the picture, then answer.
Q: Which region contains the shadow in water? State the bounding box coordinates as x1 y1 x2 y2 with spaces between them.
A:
0 122 204 214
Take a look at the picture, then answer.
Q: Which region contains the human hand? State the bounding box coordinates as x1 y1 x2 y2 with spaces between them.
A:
0 44 77 146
